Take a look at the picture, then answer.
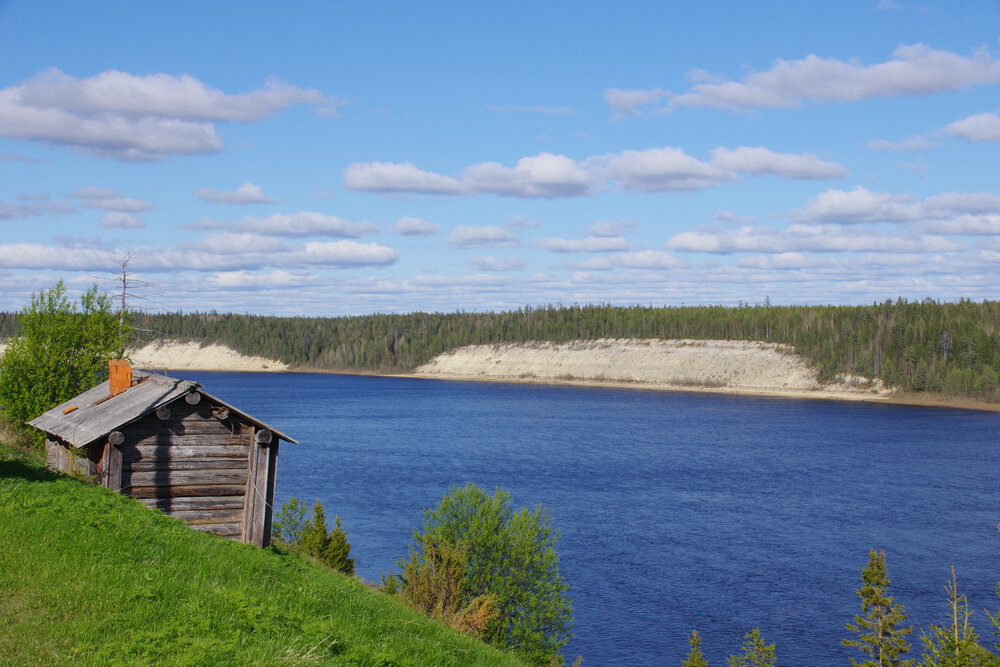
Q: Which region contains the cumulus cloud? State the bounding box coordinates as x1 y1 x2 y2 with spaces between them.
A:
603 87 670 118
786 186 921 224
507 215 541 229
534 235 629 253
714 210 757 225
710 146 848 179
0 236 398 272
944 112 1000 142
196 182 276 204
866 136 934 151
468 256 526 272
587 220 639 237
0 68 328 161
344 145 844 198
593 147 734 191
74 187 153 212
235 212 377 237
343 161 467 195
666 224 962 254
205 270 311 289
462 153 596 198
786 187 1000 225
570 250 685 271
0 194 73 220
449 225 520 248
292 241 398 268
611 45 1000 114
196 232 290 255
100 212 144 229
393 216 440 236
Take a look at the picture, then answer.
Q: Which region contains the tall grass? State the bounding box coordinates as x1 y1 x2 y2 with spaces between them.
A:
0 441 523 666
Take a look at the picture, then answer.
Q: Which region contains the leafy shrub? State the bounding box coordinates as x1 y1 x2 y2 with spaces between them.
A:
272 497 308 546
0 281 129 447
400 483 572 665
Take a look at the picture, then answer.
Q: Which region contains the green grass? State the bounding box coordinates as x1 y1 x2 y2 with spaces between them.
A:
0 443 524 666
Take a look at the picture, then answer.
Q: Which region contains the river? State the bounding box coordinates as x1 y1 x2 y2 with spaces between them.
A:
175 371 1000 665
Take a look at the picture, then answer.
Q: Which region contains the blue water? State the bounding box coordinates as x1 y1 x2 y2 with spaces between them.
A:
177 371 1000 665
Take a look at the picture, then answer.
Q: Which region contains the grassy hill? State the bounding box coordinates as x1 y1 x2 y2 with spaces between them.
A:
0 442 524 666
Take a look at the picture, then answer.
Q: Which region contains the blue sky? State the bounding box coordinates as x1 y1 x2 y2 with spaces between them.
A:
1 1 999 315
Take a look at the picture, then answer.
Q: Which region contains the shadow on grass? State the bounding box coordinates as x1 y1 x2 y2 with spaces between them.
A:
0 455 60 482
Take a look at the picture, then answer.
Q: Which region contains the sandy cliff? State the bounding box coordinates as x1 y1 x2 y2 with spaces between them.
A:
413 339 891 400
129 340 289 372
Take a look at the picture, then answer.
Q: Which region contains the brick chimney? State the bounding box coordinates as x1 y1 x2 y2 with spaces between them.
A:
109 359 132 397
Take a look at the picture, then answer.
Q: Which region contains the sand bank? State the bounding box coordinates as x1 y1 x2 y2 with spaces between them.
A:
412 339 892 402
129 340 288 372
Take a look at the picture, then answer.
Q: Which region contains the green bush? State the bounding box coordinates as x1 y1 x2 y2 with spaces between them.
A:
0 281 129 447
407 483 572 665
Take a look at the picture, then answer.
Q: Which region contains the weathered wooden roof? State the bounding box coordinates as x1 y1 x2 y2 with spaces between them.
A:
29 370 296 448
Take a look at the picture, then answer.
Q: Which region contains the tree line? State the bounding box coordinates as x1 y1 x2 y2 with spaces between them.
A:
4 298 1000 401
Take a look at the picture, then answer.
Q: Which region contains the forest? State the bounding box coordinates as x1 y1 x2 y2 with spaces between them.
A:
2 299 999 402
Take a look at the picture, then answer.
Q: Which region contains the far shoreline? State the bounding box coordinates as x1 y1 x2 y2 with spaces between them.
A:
154 364 1000 413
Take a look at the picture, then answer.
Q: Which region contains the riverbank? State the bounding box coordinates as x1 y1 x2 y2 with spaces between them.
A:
129 340 290 372
410 338 892 403
5 337 997 410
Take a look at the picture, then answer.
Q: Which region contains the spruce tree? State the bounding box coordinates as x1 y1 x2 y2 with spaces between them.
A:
843 549 914 667
298 500 331 559
323 515 355 576
919 568 996 666
726 629 775 667
682 629 709 667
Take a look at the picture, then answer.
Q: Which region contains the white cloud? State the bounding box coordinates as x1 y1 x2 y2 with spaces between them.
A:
786 187 1000 225
666 224 963 254
392 216 440 236
786 186 921 224
196 182 276 204
462 153 595 198
593 147 734 191
922 215 1000 235
710 146 848 179
603 87 670 118
291 241 398 268
206 270 310 289
0 68 328 161
449 225 520 248
343 161 467 195
468 256 526 272
196 232 289 255
866 136 934 151
608 250 685 269
714 210 757 225
944 112 1000 142
507 215 541 229
0 194 73 220
630 44 1000 113
534 236 629 253
235 212 377 237
74 187 153 212
587 220 638 237
100 212 144 229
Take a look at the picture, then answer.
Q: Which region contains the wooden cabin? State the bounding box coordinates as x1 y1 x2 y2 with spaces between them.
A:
29 361 296 546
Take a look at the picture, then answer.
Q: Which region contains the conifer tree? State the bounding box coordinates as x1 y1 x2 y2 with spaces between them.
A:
323 515 355 576
682 629 709 667
919 568 996 666
843 549 914 667
726 629 775 667
297 500 355 575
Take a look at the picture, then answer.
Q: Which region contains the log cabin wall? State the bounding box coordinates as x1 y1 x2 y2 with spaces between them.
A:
117 397 253 542
32 370 292 548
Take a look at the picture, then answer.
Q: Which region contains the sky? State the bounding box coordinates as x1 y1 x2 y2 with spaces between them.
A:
0 1 999 316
